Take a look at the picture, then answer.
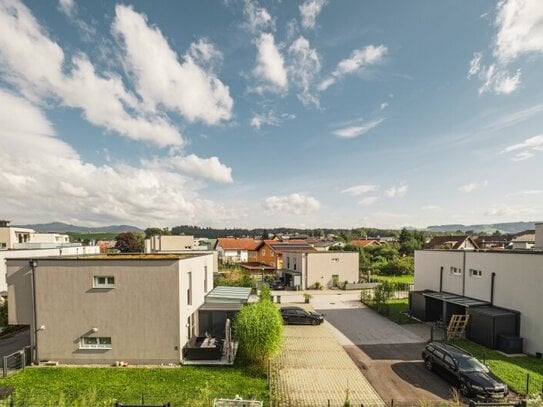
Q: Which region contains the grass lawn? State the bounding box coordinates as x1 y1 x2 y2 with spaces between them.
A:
372 275 414 284
449 339 543 396
0 365 268 406
362 298 413 325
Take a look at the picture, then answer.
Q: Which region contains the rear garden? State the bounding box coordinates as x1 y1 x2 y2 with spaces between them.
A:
0 364 268 406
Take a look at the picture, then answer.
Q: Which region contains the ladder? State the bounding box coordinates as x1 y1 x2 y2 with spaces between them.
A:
447 314 470 339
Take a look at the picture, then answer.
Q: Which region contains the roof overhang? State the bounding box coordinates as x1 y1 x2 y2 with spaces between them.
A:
422 291 490 308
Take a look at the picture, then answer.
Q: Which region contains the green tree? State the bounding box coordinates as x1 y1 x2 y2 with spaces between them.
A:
234 300 283 370
144 227 171 238
114 232 144 253
0 300 7 327
380 256 414 276
398 228 425 255
261 229 270 240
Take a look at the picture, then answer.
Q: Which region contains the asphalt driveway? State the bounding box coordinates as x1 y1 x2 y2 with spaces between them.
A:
315 302 456 404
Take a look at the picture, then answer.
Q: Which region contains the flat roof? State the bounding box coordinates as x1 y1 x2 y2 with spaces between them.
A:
199 303 243 312
205 286 252 304
5 253 204 261
416 249 543 255
422 291 490 307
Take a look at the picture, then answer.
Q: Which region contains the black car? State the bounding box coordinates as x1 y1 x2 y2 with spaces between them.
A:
422 342 508 399
270 280 285 290
280 306 324 325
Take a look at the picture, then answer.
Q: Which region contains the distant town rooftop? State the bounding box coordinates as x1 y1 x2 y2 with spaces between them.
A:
6 253 205 261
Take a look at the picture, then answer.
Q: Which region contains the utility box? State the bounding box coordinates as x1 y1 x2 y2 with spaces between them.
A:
498 334 523 354
467 306 520 350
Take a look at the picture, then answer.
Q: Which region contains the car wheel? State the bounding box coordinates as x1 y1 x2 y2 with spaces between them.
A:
459 383 471 398
311 319 318 326
424 358 433 371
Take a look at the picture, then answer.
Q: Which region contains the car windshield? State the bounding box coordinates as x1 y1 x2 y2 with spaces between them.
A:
456 356 489 373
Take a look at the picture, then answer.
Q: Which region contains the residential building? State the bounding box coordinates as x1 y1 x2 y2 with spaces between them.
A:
256 240 315 270
0 220 73 250
413 250 543 355
510 230 535 250
423 235 478 250
144 235 195 253
7 253 215 364
349 239 381 248
281 251 359 290
310 240 345 252
473 235 511 250
215 238 260 264
536 223 543 250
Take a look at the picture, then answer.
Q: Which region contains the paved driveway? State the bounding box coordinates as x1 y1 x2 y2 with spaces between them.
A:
274 302 384 406
0 328 30 359
315 299 456 404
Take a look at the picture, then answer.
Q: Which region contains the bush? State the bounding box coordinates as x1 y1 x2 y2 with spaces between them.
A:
380 256 414 276
234 300 283 371
0 301 7 327
260 284 271 302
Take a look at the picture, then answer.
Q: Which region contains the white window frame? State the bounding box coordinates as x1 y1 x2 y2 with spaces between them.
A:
93 276 115 288
450 267 461 276
79 336 112 349
331 258 339 263
469 269 482 278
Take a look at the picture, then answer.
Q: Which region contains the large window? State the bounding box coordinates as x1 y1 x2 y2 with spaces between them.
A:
80 337 112 349
93 276 115 288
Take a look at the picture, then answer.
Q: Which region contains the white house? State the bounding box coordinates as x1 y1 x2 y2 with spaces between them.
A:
414 250 543 355
215 238 260 264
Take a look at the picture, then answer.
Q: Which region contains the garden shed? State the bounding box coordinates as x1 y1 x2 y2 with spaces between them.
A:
466 306 521 351
409 290 489 323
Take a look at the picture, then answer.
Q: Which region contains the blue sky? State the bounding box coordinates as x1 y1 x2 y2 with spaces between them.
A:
0 0 542 229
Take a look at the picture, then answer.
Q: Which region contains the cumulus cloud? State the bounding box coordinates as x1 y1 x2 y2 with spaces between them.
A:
263 193 320 215
384 185 408 198
243 0 274 33
458 180 488 193
0 0 183 147
251 33 288 93
494 0 543 63
333 118 385 138
113 5 233 125
250 110 295 129
288 36 321 107
341 184 378 196
57 0 75 18
299 0 327 29
318 45 388 91
501 134 543 161
484 203 538 218
169 154 233 183
468 0 543 95
358 196 379 206
0 89 237 226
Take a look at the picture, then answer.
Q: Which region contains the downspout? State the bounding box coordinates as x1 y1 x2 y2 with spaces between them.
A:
462 250 466 296
439 267 443 292
490 272 496 306
29 260 38 364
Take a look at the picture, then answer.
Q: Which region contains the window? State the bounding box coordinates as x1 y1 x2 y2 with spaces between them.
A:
287 257 290 269
261 249 266 256
80 337 111 349
293 257 297 271
469 269 482 277
331 257 339 263
444 354 455 368
204 266 208 293
187 272 192 306
93 276 115 288
450 267 461 276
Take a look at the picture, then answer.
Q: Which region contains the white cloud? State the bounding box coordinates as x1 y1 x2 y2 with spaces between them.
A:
0 89 238 226
171 154 233 183
299 0 327 30
57 0 75 18
477 64 521 94
458 180 488 193
243 0 274 33
380 102 389 110
506 190 543 197
333 118 385 139
0 0 183 147
250 110 295 129
494 0 543 63
485 203 538 218
358 196 379 206
251 33 288 93
341 184 378 196
501 134 543 160
384 185 408 198
113 5 233 126
263 193 320 215
287 36 321 107
421 205 442 211
318 45 388 91
467 52 482 78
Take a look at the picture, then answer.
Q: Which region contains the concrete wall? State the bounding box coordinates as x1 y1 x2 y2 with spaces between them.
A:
149 235 195 252
415 250 543 355
6 253 214 364
0 246 100 293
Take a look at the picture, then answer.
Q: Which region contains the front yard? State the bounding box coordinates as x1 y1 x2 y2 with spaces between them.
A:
0 365 268 406
449 339 543 396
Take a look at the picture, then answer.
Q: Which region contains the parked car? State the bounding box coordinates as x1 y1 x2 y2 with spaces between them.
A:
421 342 508 399
280 306 324 325
270 280 285 290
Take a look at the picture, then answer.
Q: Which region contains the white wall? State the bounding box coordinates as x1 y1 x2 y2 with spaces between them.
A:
415 250 543 355
0 246 100 292
220 249 247 263
536 223 543 250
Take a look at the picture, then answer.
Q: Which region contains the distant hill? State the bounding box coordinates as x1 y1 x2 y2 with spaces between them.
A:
426 221 539 234
14 222 143 234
